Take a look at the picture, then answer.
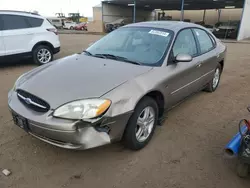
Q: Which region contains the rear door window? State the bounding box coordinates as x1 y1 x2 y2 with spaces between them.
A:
2 14 29 30
26 17 44 28
193 28 214 54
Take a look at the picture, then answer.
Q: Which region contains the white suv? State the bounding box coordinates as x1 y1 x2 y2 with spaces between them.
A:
0 10 61 65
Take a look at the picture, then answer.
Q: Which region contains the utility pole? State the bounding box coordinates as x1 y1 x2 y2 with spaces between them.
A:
180 0 185 21
133 0 136 23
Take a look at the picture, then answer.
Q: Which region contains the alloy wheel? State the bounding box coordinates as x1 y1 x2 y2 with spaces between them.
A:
37 49 52 64
212 68 220 89
135 106 155 142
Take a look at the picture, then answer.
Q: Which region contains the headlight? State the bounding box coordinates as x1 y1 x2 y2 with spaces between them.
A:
53 99 111 120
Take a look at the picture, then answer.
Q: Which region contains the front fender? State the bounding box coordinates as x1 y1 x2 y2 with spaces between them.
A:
103 79 146 117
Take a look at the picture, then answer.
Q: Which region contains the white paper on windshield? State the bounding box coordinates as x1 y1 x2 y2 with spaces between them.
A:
149 30 169 37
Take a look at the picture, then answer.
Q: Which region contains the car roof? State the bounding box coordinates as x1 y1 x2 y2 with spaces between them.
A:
124 21 204 32
0 10 43 19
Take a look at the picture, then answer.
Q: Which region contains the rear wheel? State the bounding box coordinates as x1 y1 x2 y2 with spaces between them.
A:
70 26 74 30
123 97 158 150
204 64 222 92
32 45 53 65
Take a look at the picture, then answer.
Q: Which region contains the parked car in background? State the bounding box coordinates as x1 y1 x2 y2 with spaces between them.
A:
8 21 226 151
105 18 132 33
204 25 214 32
63 21 77 30
213 21 240 39
0 10 60 65
195 21 214 32
75 22 87 31
47 17 63 29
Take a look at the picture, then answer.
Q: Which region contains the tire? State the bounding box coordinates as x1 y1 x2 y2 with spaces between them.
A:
236 162 249 178
70 26 74 30
123 96 158 150
204 64 222 92
32 45 53 65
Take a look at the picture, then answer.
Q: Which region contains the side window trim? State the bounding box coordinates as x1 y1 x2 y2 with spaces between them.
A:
24 17 32 28
191 29 201 55
192 28 216 56
208 33 217 48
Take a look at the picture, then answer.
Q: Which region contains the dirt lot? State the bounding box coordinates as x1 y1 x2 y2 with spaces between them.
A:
0 34 250 188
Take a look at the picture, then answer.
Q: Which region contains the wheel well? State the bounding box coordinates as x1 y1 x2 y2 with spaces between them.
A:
32 41 54 52
145 91 165 118
219 60 224 71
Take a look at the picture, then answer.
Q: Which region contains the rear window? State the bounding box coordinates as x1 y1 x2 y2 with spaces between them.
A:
26 17 44 27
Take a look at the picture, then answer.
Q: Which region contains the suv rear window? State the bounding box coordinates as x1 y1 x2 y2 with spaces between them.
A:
26 17 44 27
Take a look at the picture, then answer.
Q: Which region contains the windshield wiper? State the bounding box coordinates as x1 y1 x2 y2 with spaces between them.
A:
83 50 93 56
94 54 141 65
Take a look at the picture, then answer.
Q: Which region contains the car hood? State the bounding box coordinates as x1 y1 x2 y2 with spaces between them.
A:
19 54 152 108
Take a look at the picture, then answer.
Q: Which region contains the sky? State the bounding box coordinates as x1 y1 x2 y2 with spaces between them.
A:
1 0 101 17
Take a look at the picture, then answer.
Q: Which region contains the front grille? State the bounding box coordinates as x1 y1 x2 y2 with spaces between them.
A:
16 89 50 113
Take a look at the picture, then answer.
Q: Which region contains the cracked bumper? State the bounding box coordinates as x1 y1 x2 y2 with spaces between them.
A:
28 124 111 150
8 90 132 150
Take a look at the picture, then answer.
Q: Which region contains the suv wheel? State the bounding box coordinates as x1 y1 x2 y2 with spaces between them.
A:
33 45 53 65
123 97 158 150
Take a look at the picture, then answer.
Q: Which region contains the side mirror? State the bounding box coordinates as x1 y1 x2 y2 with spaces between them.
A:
175 54 193 63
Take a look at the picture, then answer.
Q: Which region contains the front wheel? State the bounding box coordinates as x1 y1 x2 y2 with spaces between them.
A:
204 64 222 92
123 97 158 150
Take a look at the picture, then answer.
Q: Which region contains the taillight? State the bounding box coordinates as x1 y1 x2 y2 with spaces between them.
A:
47 28 58 35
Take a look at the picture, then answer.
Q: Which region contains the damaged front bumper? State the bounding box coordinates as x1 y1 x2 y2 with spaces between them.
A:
8 91 132 150
27 123 112 150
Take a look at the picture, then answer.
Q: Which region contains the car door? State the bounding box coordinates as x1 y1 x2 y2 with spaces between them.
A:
164 29 202 108
2 14 33 56
192 28 218 86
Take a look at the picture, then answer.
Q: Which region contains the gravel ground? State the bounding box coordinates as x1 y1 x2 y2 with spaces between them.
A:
0 34 250 188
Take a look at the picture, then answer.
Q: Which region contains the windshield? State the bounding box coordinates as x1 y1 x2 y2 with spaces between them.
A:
86 27 173 66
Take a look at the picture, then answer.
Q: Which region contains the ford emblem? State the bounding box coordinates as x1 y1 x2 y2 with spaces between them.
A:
24 98 32 105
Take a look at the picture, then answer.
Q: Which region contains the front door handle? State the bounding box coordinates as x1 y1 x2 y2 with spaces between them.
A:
196 63 202 68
